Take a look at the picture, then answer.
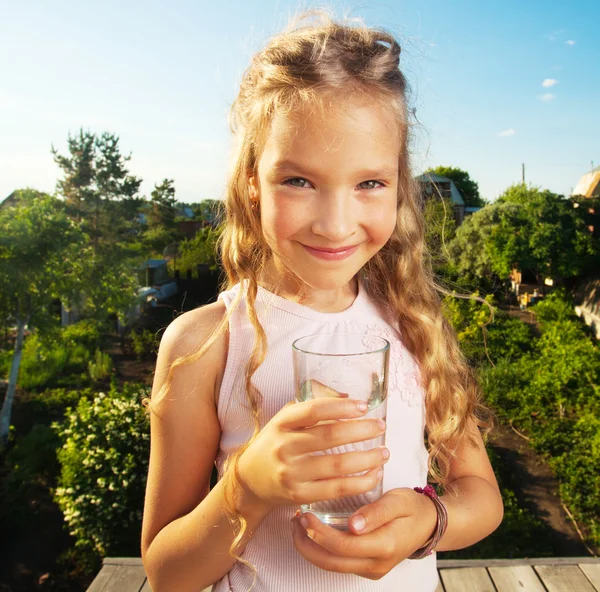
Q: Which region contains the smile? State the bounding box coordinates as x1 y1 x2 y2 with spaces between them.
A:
302 244 359 261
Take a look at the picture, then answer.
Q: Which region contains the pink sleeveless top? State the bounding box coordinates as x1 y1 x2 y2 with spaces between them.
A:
213 282 439 592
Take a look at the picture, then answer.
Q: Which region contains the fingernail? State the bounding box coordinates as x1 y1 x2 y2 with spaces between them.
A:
381 447 390 460
351 514 366 532
300 516 308 529
294 509 302 518
376 469 384 481
356 401 367 412
377 419 386 431
306 528 316 540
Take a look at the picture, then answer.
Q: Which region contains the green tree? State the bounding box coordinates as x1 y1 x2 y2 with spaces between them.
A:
448 185 598 288
53 130 144 319
0 190 89 444
175 226 221 275
149 178 177 229
424 166 485 207
190 199 225 225
52 129 143 241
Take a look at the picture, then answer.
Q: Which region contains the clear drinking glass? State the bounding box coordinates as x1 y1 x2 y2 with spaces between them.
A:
292 333 390 529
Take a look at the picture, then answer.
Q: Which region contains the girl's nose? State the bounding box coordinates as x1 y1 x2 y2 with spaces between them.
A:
311 191 357 243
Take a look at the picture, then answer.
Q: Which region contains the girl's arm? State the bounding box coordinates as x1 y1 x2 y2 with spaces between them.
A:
141 302 272 592
434 418 504 551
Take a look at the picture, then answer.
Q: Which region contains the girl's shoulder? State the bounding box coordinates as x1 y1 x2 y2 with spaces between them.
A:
156 300 229 408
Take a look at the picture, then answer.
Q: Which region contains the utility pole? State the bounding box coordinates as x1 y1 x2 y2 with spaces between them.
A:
522 163 525 184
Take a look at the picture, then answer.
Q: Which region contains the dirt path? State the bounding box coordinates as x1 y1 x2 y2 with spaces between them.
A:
490 422 594 556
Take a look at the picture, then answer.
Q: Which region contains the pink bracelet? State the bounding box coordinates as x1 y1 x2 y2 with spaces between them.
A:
409 485 448 560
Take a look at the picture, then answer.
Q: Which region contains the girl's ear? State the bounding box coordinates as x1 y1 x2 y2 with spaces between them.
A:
248 175 260 202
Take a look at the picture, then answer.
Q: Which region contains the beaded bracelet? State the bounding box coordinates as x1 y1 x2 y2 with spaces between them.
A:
408 485 448 560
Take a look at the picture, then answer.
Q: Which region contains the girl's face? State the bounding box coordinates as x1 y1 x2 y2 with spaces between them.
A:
251 97 401 295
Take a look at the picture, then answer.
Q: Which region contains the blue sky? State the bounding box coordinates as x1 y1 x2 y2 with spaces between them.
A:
1 0 598 203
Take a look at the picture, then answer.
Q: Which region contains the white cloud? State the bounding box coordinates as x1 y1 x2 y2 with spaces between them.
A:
542 78 558 87
566 40 576 45
498 129 516 137
538 93 555 102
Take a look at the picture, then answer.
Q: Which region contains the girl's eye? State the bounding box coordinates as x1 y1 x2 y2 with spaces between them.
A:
284 177 311 188
358 180 384 190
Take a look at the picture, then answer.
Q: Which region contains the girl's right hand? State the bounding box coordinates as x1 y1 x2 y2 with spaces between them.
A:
236 395 387 510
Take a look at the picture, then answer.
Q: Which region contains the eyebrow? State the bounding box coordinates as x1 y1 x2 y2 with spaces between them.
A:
272 159 398 179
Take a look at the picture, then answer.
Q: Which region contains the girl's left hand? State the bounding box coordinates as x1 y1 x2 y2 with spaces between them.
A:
291 488 438 580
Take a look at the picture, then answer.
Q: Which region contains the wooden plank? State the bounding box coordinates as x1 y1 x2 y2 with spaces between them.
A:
140 580 152 592
102 565 147 592
489 565 546 591
535 565 597 592
87 564 118 592
434 575 445 592
580 564 600 591
438 557 600 568
439 567 495 592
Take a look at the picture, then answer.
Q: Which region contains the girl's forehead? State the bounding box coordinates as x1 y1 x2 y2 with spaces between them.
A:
261 99 401 164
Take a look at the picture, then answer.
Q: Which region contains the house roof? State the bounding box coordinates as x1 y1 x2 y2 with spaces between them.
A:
572 167 600 198
414 173 465 206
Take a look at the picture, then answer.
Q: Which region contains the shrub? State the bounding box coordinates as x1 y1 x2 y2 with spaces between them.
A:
53 383 150 558
531 289 577 325
62 319 103 351
18 333 92 391
0 424 60 529
88 349 113 382
129 329 156 360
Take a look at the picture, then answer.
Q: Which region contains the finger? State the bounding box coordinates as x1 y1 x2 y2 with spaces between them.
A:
348 489 407 535
310 379 349 399
300 467 383 503
297 511 394 559
290 416 385 454
296 446 389 480
280 397 367 429
292 517 376 574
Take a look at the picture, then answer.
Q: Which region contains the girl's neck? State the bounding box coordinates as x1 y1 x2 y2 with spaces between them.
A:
257 261 359 314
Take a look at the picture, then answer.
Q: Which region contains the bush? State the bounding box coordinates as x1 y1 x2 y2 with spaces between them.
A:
53 383 150 558
62 319 103 351
18 333 92 391
0 349 12 378
88 349 113 382
0 424 60 529
531 289 577 325
480 309 600 548
129 329 156 360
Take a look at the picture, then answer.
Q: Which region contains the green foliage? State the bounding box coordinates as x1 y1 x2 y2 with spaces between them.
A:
0 190 89 325
129 329 157 360
442 448 557 559
0 424 60 529
175 226 221 274
61 319 103 351
424 166 485 207
448 185 599 286
481 299 600 547
19 334 91 391
53 383 150 558
423 196 456 270
443 293 532 366
531 289 577 325
88 349 113 382
0 349 11 378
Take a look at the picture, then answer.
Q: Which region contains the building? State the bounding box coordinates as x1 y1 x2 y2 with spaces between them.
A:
572 166 600 198
415 173 466 225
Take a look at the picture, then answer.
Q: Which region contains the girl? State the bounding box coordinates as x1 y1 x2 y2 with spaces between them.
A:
141 12 504 592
